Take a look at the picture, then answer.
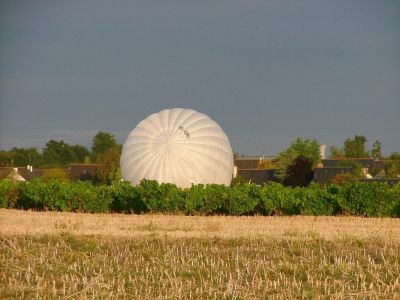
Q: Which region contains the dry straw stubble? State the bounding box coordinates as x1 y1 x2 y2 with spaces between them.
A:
1 209 400 298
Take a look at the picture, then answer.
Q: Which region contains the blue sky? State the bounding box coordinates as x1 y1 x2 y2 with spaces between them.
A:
0 0 399 155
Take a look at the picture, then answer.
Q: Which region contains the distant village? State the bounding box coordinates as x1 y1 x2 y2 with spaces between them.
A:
1 132 399 186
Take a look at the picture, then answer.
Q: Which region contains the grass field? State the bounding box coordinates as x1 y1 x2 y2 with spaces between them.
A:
1 209 400 299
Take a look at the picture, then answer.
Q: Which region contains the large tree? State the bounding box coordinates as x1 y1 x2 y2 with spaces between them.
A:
329 146 344 159
343 135 369 158
275 137 321 181
91 131 118 163
42 140 77 167
70 145 91 163
370 140 382 159
96 145 122 184
282 156 314 187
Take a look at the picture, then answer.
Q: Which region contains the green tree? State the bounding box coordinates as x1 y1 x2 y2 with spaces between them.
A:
0 147 43 167
0 150 13 167
275 138 321 180
371 140 382 159
388 152 400 160
329 146 344 159
96 145 122 184
42 140 77 167
91 131 118 163
282 156 314 187
384 153 400 178
343 135 369 158
70 145 91 163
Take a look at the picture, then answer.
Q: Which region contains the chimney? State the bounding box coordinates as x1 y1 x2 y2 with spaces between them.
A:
319 145 326 160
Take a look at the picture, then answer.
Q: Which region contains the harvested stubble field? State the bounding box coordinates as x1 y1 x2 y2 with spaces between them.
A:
1 209 400 299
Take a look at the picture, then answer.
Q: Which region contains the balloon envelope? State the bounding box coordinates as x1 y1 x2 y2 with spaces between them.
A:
121 108 234 187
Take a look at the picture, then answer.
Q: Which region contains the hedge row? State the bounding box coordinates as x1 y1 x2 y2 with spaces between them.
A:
0 179 399 217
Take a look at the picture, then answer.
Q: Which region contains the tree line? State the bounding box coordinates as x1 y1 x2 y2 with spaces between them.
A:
0 131 120 168
1 132 399 185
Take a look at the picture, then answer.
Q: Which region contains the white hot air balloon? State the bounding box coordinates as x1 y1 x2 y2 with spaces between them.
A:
121 108 234 188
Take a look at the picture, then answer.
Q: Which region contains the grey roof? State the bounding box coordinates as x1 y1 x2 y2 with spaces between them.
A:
322 158 385 170
313 167 354 184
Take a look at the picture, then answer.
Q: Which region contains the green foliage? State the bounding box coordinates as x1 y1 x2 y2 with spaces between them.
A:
329 146 344 159
109 181 145 213
40 169 70 182
384 153 400 178
70 145 91 163
276 138 320 181
371 140 382 159
96 145 122 184
385 161 400 178
330 135 374 159
185 184 228 215
91 131 118 163
283 156 314 187
0 179 399 217
0 144 90 168
336 182 398 217
257 182 282 215
136 179 186 213
0 180 19 208
84 156 92 164
42 140 78 167
344 135 369 158
0 147 43 167
19 180 66 211
388 152 400 160
295 183 340 216
225 182 259 215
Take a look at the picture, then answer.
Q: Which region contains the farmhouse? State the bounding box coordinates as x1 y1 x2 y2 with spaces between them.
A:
234 156 279 185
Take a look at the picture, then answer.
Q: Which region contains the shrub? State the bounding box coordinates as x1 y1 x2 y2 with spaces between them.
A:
391 184 400 217
258 182 300 215
185 184 228 215
0 180 20 208
295 183 339 216
336 182 398 217
225 182 259 215
136 180 185 213
109 181 145 213
67 181 111 213
0 179 398 217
